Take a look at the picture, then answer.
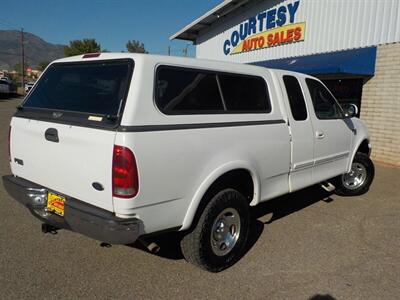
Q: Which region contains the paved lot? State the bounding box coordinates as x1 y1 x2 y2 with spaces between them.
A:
0 97 399 299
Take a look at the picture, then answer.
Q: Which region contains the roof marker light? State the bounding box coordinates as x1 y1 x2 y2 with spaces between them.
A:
82 53 101 58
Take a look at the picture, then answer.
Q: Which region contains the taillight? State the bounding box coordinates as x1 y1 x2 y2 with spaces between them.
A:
8 126 11 161
112 145 139 198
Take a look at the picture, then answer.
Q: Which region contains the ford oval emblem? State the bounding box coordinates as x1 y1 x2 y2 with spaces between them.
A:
92 182 104 191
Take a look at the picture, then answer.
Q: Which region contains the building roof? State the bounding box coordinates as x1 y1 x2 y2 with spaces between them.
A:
170 0 252 41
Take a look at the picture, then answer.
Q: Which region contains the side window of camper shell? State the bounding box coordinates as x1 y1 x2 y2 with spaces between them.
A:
155 66 271 115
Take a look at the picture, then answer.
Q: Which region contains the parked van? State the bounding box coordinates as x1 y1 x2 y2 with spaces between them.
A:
3 53 374 272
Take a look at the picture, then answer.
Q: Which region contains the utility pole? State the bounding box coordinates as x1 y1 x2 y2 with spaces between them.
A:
21 28 25 94
168 46 171 56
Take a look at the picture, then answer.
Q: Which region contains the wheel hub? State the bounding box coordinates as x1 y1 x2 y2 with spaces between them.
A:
342 162 367 190
210 208 241 256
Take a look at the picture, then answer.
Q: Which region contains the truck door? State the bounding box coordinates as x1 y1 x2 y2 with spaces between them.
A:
281 75 314 192
302 78 353 183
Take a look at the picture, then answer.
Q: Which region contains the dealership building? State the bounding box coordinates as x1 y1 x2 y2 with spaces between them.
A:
172 0 400 166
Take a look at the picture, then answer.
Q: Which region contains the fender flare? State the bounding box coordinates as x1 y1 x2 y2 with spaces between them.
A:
347 137 370 171
180 161 261 231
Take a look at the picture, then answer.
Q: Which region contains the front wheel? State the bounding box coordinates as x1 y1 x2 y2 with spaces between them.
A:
334 152 375 196
180 189 250 272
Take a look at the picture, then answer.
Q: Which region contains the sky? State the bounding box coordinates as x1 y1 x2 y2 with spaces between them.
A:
0 0 222 57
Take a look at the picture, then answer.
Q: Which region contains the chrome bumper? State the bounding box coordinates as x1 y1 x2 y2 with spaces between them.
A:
2 175 142 244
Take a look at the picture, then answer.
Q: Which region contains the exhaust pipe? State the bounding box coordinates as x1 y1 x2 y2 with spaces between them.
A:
138 238 160 254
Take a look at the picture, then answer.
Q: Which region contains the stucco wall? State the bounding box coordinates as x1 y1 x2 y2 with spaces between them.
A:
361 43 400 166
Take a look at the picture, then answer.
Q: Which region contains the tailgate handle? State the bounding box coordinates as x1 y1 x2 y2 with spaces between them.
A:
45 128 59 143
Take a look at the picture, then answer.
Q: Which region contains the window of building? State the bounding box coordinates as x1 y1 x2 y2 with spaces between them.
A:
283 75 307 121
306 78 344 119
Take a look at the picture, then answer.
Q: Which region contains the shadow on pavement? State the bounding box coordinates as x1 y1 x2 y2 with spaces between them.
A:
252 185 333 224
309 294 336 300
0 94 23 101
127 185 334 261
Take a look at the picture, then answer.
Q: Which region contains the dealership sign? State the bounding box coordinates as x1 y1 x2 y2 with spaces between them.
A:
223 0 305 55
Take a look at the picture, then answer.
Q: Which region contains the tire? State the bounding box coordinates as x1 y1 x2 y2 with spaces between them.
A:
334 152 375 196
180 188 250 272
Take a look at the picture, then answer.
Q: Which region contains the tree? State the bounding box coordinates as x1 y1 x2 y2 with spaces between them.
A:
11 63 28 86
13 62 28 75
126 40 148 53
38 61 50 71
64 39 101 56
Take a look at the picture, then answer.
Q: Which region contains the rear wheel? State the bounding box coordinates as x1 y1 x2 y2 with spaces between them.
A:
180 189 250 272
334 153 375 196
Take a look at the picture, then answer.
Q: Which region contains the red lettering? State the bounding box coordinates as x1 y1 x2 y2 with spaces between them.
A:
52 200 64 209
245 26 302 50
294 27 302 41
251 38 258 50
286 29 294 42
280 31 286 43
258 36 265 48
281 28 296 44
242 39 251 51
267 34 274 46
273 32 280 45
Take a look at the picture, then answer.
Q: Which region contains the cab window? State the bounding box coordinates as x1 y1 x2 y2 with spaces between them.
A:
283 75 307 121
306 78 344 119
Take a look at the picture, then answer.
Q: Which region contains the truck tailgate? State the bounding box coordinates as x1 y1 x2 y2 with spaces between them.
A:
10 117 116 211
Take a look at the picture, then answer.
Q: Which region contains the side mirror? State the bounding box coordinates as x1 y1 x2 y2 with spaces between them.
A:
344 103 358 118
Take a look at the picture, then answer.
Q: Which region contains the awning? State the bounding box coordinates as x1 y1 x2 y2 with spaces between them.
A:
170 0 252 41
253 47 377 76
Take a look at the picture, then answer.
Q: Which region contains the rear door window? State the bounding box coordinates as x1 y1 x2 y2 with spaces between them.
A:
283 75 307 121
22 59 133 122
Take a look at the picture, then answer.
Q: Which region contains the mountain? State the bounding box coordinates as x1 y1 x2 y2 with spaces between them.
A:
0 30 65 70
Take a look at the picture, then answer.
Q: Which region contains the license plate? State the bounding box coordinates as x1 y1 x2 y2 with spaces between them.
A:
47 192 66 216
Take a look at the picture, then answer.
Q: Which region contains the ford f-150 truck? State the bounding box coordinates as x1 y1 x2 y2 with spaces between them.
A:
2 53 374 272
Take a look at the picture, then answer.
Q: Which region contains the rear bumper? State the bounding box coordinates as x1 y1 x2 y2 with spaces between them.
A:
2 175 142 244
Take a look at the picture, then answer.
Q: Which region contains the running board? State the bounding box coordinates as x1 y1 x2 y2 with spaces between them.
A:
320 181 336 192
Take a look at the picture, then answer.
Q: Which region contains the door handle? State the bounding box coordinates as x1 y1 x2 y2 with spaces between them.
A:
316 131 325 139
45 128 59 143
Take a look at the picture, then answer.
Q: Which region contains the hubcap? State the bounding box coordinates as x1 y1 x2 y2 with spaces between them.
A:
342 162 367 190
210 208 241 256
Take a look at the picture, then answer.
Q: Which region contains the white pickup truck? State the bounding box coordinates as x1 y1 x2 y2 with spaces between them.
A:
3 53 374 272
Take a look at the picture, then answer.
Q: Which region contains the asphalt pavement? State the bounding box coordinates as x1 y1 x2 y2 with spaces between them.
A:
0 97 399 299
